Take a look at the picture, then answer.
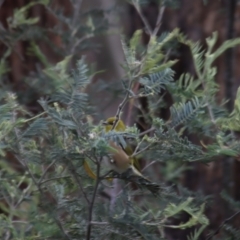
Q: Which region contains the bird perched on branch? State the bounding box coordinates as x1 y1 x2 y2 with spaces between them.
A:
84 117 160 195
102 117 140 171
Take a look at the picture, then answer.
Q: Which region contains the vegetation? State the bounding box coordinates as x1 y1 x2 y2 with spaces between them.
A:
0 0 240 239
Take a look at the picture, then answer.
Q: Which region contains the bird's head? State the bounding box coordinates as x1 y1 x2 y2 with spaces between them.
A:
103 117 126 132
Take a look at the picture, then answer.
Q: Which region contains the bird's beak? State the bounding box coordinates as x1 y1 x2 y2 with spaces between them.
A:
102 121 108 126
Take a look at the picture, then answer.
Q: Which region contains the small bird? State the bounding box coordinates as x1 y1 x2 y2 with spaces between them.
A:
84 117 160 195
102 117 160 196
102 117 140 171
84 116 140 179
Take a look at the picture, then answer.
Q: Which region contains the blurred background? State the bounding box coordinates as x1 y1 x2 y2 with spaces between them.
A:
1 0 240 238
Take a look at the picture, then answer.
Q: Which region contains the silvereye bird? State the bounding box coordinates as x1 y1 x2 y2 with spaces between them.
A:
84 117 159 195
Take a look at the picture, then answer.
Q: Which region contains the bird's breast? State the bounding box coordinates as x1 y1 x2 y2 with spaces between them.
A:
108 141 131 173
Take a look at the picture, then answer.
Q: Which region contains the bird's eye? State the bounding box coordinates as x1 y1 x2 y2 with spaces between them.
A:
110 159 115 164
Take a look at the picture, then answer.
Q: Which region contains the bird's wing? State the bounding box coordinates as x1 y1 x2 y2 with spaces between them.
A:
118 142 141 171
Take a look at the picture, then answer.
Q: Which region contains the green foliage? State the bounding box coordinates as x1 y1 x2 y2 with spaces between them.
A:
164 198 208 228
7 0 49 28
1 0 240 239
0 0 109 105
139 68 174 95
169 97 202 128
218 87 240 131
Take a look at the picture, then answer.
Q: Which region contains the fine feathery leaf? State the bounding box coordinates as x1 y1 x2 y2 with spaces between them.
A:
139 68 174 95
169 97 202 128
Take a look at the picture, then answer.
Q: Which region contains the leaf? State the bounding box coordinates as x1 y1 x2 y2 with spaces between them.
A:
130 29 143 51
21 118 49 137
27 41 51 68
169 97 201 128
43 55 72 86
8 0 49 28
139 68 174 95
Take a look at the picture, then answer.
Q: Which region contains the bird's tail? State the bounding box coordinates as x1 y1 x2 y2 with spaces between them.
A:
133 176 160 196
112 166 160 196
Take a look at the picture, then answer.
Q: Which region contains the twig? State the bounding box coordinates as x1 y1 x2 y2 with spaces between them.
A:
138 127 156 137
38 158 58 184
141 160 157 172
71 34 94 54
72 0 83 26
90 221 108 225
111 81 133 131
11 221 28 224
4 230 10 240
126 82 140 125
14 155 71 239
14 154 71 240
86 159 101 240
132 1 152 35
14 181 32 208
39 175 71 185
115 2 166 130
131 137 144 157
225 0 236 111
108 0 166 221
54 217 71 240
152 5 166 37
23 111 46 123
131 144 152 158
164 48 172 63
113 182 132 202
222 0 236 220
14 155 38 187
67 158 90 205
99 170 113 180
206 210 240 240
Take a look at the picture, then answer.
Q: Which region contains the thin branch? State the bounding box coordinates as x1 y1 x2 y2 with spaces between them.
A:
225 0 236 111
67 158 90 205
14 154 38 187
152 5 166 37
14 156 71 239
4 230 10 240
131 144 152 158
164 48 172 63
111 81 133 131
138 127 156 137
14 151 71 240
23 111 46 123
14 181 32 208
53 217 71 240
90 221 108 225
132 2 152 35
206 210 240 240
86 159 101 240
131 137 144 157
114 182 131 199
222 0 236 220
38 158 58 184
71 34 94 55
141 160 157 172
72 0 83 26
11 221 28 224
40 175 71 185
100 170 113 180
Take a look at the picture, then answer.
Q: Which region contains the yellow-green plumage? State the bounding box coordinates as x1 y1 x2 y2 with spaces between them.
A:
103 117 160 195
83 117 160 195
83 117 140 178
103 117 140 171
